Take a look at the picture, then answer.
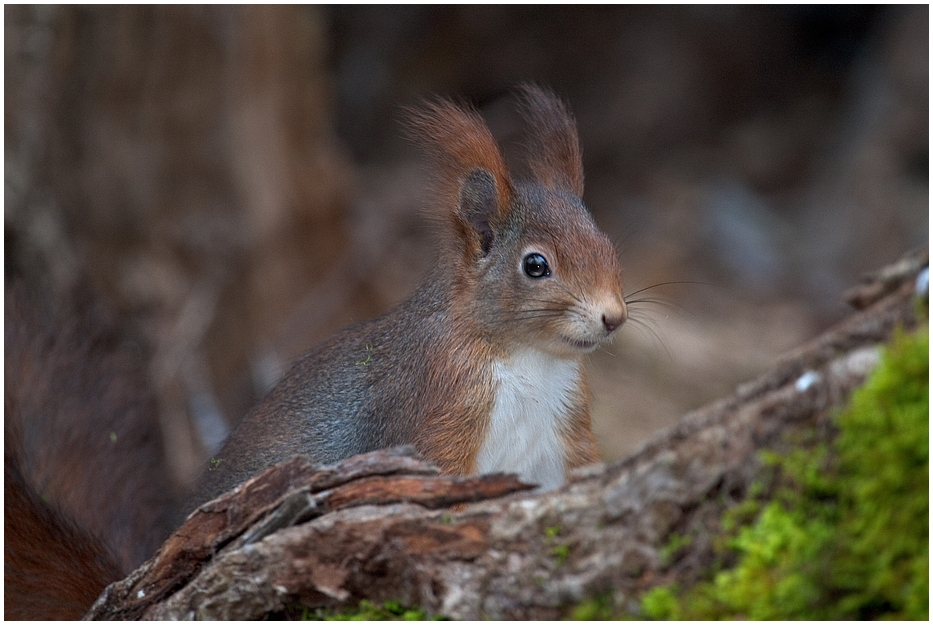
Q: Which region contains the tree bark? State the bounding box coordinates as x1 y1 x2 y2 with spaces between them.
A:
85 249 927 620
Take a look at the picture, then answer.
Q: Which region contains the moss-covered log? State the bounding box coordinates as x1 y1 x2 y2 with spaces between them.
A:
85 249 927 620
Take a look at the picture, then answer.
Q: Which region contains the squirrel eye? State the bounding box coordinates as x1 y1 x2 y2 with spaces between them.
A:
522 253 550 279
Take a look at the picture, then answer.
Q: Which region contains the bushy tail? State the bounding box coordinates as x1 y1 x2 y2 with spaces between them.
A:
4 286 176 619
4 457 123 619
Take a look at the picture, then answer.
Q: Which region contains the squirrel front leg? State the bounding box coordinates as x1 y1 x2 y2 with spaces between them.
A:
562 378 602 471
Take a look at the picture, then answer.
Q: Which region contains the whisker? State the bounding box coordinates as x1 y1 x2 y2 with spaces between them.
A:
625 297 695 319
553 282 583 305
492 312 565 323
507 313 564 319
490 302 566 311
511 310 566 318
596 344 616 357
524 299 570 307
624 280 710 299
625 315 673 363
611 214 645 255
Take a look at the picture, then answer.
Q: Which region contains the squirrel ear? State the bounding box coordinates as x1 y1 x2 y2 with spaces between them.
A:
407 98 513 259
458 169 498 257
517 84 585 197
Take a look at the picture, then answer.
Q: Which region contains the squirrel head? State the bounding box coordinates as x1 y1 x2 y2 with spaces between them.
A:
408 85 626 358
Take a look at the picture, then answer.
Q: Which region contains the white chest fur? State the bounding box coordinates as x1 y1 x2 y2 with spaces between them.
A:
475 348 581 491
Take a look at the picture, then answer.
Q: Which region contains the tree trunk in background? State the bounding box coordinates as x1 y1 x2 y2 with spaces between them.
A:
5 5 354 489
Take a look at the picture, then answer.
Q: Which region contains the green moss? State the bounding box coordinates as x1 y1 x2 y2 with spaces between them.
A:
545 523 573 565
569 592 616 620
639 326 929 620
545 524 563 539
304 599 445 621
640 585 680 620
551 543 572 565
659 532 693 567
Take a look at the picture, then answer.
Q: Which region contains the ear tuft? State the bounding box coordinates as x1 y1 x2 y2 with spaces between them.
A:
516 84 584 197
407 98 513 259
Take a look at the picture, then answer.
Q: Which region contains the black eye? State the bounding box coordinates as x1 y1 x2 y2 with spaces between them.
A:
523 253 550 278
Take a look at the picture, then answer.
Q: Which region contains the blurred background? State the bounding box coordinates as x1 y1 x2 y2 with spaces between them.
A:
5 5 928 494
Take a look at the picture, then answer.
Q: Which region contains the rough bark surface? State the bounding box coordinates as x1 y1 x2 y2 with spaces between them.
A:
85 249 927 620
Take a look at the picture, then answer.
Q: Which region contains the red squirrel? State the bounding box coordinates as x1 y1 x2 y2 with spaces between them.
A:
4 87 627 618
194 85 627 505
4 287 175 619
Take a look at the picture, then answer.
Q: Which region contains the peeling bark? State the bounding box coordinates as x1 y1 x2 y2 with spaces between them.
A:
85 249 927 620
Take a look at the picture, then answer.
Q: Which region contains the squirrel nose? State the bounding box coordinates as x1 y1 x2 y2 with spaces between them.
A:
602 311 625 333
602 300 628 333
